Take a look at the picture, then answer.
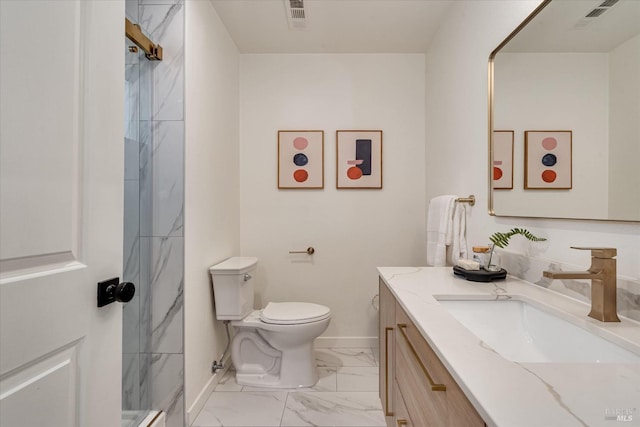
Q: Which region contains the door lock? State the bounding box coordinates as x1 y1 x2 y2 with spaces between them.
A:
97 278 135 307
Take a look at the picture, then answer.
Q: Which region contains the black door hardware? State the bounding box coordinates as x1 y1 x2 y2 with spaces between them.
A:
97 278 135 307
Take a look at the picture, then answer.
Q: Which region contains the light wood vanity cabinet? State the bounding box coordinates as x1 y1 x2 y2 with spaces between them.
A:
379 279 485 427
379 279 396 425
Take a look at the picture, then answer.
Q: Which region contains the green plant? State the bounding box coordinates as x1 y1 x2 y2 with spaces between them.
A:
487 228 546 269
489 228 546 249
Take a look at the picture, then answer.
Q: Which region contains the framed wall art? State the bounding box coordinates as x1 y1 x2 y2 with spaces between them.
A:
524 130 572 190
278 130 324 189
336 130 383 189
493 130 514 190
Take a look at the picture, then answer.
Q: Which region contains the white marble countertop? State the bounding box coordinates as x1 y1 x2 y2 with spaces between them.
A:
378 266 640 427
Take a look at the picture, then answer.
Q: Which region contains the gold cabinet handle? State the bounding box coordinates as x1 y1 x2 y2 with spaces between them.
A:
397 323 446 392
384 326 394 416
397 420 408 427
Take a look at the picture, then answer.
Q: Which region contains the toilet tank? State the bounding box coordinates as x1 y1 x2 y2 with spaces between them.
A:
209 257 258 320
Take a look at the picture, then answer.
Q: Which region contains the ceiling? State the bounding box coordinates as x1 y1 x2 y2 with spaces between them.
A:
209 0 454 53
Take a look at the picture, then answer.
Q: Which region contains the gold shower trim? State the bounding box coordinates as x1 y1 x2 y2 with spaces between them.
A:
125 18 163 61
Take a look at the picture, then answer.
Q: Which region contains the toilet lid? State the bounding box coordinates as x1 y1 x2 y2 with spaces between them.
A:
260 302 331 325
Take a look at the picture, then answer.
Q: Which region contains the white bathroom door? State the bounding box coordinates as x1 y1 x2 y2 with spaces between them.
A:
0 1 125 426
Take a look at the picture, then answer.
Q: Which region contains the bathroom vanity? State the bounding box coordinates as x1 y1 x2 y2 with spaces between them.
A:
380 278 484 427
378 267 640 427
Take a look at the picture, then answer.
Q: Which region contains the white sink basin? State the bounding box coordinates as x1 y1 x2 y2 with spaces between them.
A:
437 298 640 363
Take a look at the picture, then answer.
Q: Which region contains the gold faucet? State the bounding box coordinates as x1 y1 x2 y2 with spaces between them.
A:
542 247 620 322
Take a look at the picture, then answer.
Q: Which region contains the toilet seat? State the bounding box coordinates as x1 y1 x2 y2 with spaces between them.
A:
260 302 330 325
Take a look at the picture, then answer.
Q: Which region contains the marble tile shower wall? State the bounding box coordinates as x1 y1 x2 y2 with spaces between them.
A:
500 251 640 322
123 1 185 426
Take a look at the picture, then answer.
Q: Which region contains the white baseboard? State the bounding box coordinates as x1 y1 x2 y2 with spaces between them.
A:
314 336 379 348
186 355 231 426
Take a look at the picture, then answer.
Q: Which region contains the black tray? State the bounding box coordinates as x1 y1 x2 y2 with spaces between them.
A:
453 265 507 282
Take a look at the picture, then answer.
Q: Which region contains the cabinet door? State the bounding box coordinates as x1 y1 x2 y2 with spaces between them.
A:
393 379 413 427
447 376 486 426
395 307 448 427
379 278 396 425
396 303 484 427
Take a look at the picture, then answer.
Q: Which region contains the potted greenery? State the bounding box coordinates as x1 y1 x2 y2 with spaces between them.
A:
487 228 546 271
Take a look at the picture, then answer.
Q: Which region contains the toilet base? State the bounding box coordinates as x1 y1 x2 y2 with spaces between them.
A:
235 369 318 389
231 328 321 389
230 310 330 389
235 341 319 389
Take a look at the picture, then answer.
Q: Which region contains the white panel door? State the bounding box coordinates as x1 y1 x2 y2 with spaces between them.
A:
0 1 125 426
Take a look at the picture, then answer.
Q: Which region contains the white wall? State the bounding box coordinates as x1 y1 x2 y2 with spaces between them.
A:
425 1 640 279
494 52 609 218
184 0 240 420
609 34 640 220
239 54 426 343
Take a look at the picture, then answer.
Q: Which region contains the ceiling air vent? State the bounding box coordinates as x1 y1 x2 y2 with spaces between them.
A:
575 0 619 27
598 0 619 7
284 0 308 30
585 8 607 18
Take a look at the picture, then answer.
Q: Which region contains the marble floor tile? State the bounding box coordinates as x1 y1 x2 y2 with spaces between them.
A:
315 348 377 367
192 391 287 427
280 392 386 427
309 367 338 392
336 367 379 392
372 346 380 365
241 367 338 393
197 349 383 426
214 369 242 392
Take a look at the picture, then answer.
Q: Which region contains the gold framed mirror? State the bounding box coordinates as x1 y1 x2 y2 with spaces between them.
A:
489 0 640 222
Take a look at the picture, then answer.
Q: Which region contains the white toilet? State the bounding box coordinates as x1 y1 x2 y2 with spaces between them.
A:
209 257 331 388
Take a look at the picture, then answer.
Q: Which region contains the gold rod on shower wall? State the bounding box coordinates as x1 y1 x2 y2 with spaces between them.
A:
125 18 163 61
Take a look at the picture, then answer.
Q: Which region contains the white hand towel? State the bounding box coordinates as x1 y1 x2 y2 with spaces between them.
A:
426 195 457 266
451 202 468 265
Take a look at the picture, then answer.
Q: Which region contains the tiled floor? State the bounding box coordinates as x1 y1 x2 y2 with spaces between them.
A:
192 348 386 427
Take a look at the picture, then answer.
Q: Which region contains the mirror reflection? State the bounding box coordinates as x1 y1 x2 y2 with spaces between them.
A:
490 0 640 221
